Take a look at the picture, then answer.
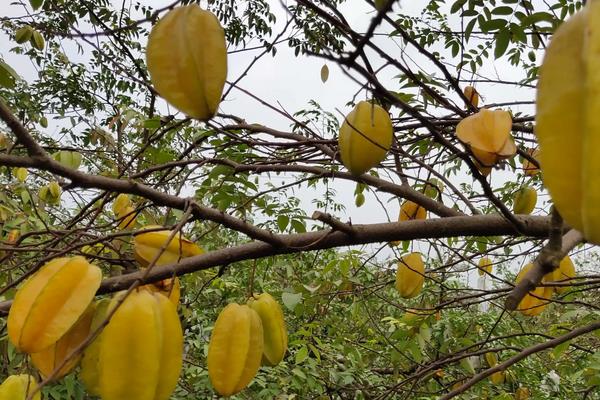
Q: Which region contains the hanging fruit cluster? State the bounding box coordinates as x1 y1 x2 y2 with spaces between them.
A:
338 101 394 176
208 293 288 396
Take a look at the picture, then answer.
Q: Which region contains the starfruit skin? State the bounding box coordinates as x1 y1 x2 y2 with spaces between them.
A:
141 277 181 307
515 263 553 317
80 298 111 397
7 256 102 353
116 206 137 230
338 101 393 176
536 2 600 243
490 371 505 385
485 352 498 367
546 256 576 295
513 187 537 215
248 293 288 366
478 257 493 276
31 302 95 380
98 290 183 400
134 226 203 267
522 148 540 176
395 252 425 299
456 109 516 175
146 5 227 121
208 303 264 397
390 200 426 246
463 86 479 108
0 374 41 400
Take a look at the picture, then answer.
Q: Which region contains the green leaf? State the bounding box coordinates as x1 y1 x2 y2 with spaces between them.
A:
0 60 19 89
450 0 467 14
494 28 510 59
553 340 570 359
282 292 302 311
29 0 43 10
492 6 513 15
277 215 289 231
295 346 309 364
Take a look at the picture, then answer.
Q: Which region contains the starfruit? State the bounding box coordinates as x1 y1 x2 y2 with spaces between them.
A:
515 386 530 399
97 290 183 400
0 374 41 400
116 206 137 230
248 292 288 366
141 277 181 306
395 252 425 299
545 256 576 295
134 226 203 267
338 101 393 176
31 302 95 380
536 1 600 244
513 186 537 215
146 5 227 121
485 352 498 367
490 371 505 385
112 193 131 216
515 263 553 317
522 148 540 176
463 85 479 108
456 109 516 176
478 257 493 276
7 256 102 353
390 200 426 246
80 298 111 397
208 303 264 397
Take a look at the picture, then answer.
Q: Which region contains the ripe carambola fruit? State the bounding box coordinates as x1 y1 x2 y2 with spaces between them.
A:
338 101 393 176
478 257 492 276
513 186 537 215
456 109 516 176
80 298 111 397
485 352 498 367
546 256 576 294
463 86 479 108
141 277 181 307
134 226 203 267
515 386 530 399
395 252 425 299
208 303 264 397
522 148 540 176
515 263 553 317
490 371 505 385
146 5 227 121
7 256 102 353
31 302 95 380
399 200 427 221
0 374 41 400
248 293 288 366
97 290 183 400
536 1 600 243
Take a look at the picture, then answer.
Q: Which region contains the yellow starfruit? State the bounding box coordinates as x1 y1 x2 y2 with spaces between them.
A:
490 371 505 385
522 148 540 176
98 290 183 400
485 352 498 367
515 386 530 399
112 193 131 216
390 200 426 246
146 5 227 120
208 303 264 397
248 292 288 366
80 298 111 397
7 256 102 353
515 263 553 317
0 374 41 400
513 186 537 215
116 206 137 230
535 1 600 243
134 226 203 267
463 85 479 108
395 252 425 299
141 277 181 307
546 256 576 294
338 101 393 176
478 257 493 276
31 302 95 380
456 109 516 176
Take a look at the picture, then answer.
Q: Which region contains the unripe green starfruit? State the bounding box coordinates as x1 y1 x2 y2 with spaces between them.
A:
208 303 264 397
490 371 505 385
338 101 393 176
7 256 102 353
97 290 183 400
0 374 41 400
15 26 33 44
485 352 498 367
31 302 95 380
456 109 516 176
133 226 203 267
248 292 288 366
395 252 425 299
146 5 227 120
14 167 27 183
513 186 537 215
535 1 600 244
